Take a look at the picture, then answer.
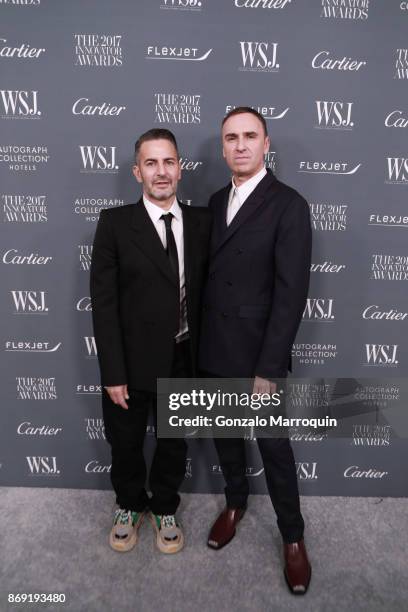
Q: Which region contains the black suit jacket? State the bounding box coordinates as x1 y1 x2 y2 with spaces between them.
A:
90 198 211 391
199 169 311 379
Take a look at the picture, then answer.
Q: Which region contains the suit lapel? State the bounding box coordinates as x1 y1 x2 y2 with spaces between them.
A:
180 202 201 292
211 169 277 257
130 198 178 287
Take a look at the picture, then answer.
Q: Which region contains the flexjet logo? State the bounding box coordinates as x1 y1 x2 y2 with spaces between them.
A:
311 51 366 72
72 97 126 117
234 0 292 7
239 42 279 72
76 385 101 394
386 158 408 184
369 214 408 228
84 336 97 357
364 344 399 367
160 0 203 10
3 249 52 265
296 462 318 480
79 146 118 173
384 111 408 129
344 465 388 479
320 0 369 20
299 161 361 175
303 298 334 321
394 49 408 79
315 100 354 130
85 460 111 473
0 0 41 5
5 340 61 352
11 290 48 313
26 456 60 476
2 194 47 223
362 305 408 321
79 244 92 270
225 104 289 120
0 90 40 119
0 38 45 58
76 296 92 311
146 45 212 61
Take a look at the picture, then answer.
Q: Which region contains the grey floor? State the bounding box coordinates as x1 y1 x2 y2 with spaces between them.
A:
0 488 407 612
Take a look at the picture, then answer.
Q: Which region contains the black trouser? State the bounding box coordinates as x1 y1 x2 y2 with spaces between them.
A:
103 340 191 515
203 371 304 544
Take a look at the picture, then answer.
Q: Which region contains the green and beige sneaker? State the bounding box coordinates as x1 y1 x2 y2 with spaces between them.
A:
109 508 144 552
149 512 184 554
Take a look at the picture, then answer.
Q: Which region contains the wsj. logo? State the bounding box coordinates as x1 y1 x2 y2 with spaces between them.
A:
239 42 279 72
26 456 60 476
365 344 399 367
11 290 48 313
84 336 97 357
0 90 40 118
315 100 354 130
296 462 318 480
76 296 92 311
79 146 118 173
161 0 203 9
303 298 334 321
386 158 408 184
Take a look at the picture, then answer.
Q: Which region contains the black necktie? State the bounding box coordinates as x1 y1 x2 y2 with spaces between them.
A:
161 212 179 279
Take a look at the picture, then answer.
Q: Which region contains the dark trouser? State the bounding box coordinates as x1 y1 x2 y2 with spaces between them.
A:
203 370 304 544
102 340 191 515
214 436 304 543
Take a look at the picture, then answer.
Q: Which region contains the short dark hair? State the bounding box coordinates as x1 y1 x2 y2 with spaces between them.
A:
134 128 179 163
222 106 268 136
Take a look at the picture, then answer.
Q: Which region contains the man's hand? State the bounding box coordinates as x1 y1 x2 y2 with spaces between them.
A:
105 384 129 409
252 376 277 395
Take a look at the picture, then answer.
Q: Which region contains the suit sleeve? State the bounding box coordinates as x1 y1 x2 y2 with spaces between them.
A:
255 195 312 379
90 210 127 386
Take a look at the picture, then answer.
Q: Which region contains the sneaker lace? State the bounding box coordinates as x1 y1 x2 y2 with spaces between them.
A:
114 509 132 525
161 514 176 529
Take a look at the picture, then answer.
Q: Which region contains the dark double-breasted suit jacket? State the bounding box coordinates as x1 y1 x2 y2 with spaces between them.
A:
199 169 312 379
90 199 212 392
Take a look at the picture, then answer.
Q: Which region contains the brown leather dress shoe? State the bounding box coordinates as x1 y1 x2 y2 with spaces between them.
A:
283 538 312 595
207 507 246 550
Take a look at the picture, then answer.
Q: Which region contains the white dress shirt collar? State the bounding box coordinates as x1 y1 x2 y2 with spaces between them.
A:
143 196 181 222
231 166 267 205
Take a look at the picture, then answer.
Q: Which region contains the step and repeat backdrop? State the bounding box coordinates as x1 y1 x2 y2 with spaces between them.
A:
1 0 407 497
